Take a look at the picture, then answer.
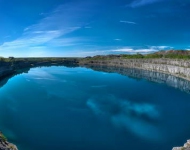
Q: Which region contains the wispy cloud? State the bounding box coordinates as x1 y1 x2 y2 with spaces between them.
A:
4 35 11 39
149 45 173 50
0 2 93 57
120 20 137 24
84 26 92 29
111 48 157 53
78 45 173 57
46 37 89 47
128 0 163 8
114 39 122 41
111 45 173 54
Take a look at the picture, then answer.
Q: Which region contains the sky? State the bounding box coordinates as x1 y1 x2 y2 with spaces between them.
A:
0 0 190 57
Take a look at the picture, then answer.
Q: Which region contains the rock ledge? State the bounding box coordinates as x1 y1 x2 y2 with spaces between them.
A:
0 132 18 150
173 140 190 150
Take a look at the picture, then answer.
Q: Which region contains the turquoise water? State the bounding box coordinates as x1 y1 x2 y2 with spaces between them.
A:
0 66 190 150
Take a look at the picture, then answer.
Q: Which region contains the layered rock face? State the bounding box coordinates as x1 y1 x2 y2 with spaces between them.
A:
84 65 190 93
0 58 79 79
173 140 190 150
2 58 190 81
0 62 15 79
79 58 190 81
0 132 18 150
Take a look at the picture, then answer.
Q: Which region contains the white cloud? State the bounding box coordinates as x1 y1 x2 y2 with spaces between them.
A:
111 48 157 53
114 39 122 41
4 36 11 39
77 47 158 57
149 46 173 50
111 48 133 52
110 45 173 54
120 20 137 24
73 45 175 57
0 2 92 57
46 37 88 47
128 0 163 8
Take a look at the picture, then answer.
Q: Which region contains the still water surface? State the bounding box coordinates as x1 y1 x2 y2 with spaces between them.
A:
0 66 190 150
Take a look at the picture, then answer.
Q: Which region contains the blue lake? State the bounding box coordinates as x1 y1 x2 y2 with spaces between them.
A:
0 66 190 150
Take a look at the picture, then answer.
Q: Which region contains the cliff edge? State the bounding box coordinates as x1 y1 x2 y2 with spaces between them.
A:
0 132 18 150
80 58 190 81
173 140 190 150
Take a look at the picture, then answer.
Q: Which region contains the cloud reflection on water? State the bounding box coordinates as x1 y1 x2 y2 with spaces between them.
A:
87 94 163 141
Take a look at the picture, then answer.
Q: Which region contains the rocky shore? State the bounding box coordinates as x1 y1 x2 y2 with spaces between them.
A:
84 65 190 94
79 58 190 81
0 62 15 79
0 132 18 150
0 58 79 80
1 54 190 150
1 56 190 82
173 140 190 150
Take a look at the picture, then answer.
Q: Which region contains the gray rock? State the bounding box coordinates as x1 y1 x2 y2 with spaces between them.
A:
0 132 18 150
79 58 190 81
173 140 190 150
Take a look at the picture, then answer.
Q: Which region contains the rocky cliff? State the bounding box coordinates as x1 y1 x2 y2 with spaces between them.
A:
0 132 18 150
2 57 190 82
84 65 190 94
0 58 79 79
173 140 190 150
0 62 15 80
79 58 190 81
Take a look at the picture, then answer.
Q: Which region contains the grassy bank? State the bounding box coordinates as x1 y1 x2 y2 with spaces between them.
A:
83 50 190 60
1 50 190 62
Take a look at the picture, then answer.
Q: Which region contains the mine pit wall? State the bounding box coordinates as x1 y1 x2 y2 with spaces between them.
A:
0 62 15 79
0 58 79 79
79 58 190 81
83 66 190 94
1 58 190 84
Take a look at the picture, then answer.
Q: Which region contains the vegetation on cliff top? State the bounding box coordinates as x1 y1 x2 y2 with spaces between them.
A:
84 50 190 60
0 132 7 142
0 57 76 62
1 50 190 62
0 132 18 150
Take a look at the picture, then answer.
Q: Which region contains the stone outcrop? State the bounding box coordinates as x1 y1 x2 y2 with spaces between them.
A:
173 140 190 150
0 58 79 79
0 62 15 80
2 57 190 82
79 58 190 81
84 65 190 94
0 132 18 150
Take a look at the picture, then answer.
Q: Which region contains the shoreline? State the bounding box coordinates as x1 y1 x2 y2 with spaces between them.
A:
0 131 18 150
79 58 190 82
172 140 190 150
1 56 190 150
1 57 190 82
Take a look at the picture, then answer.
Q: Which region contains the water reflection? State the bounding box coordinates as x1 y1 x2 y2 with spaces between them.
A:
87 94 162 140
1 65 190 94
1 65 190 150
0 64 78 88
84 65 190 93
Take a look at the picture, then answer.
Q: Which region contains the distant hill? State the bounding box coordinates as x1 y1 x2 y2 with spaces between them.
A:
145 50 190 59
84 50 190 59
1 50 190 61
155 50 190 55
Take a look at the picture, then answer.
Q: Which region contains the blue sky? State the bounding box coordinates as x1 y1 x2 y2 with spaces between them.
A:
0 0 190 57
